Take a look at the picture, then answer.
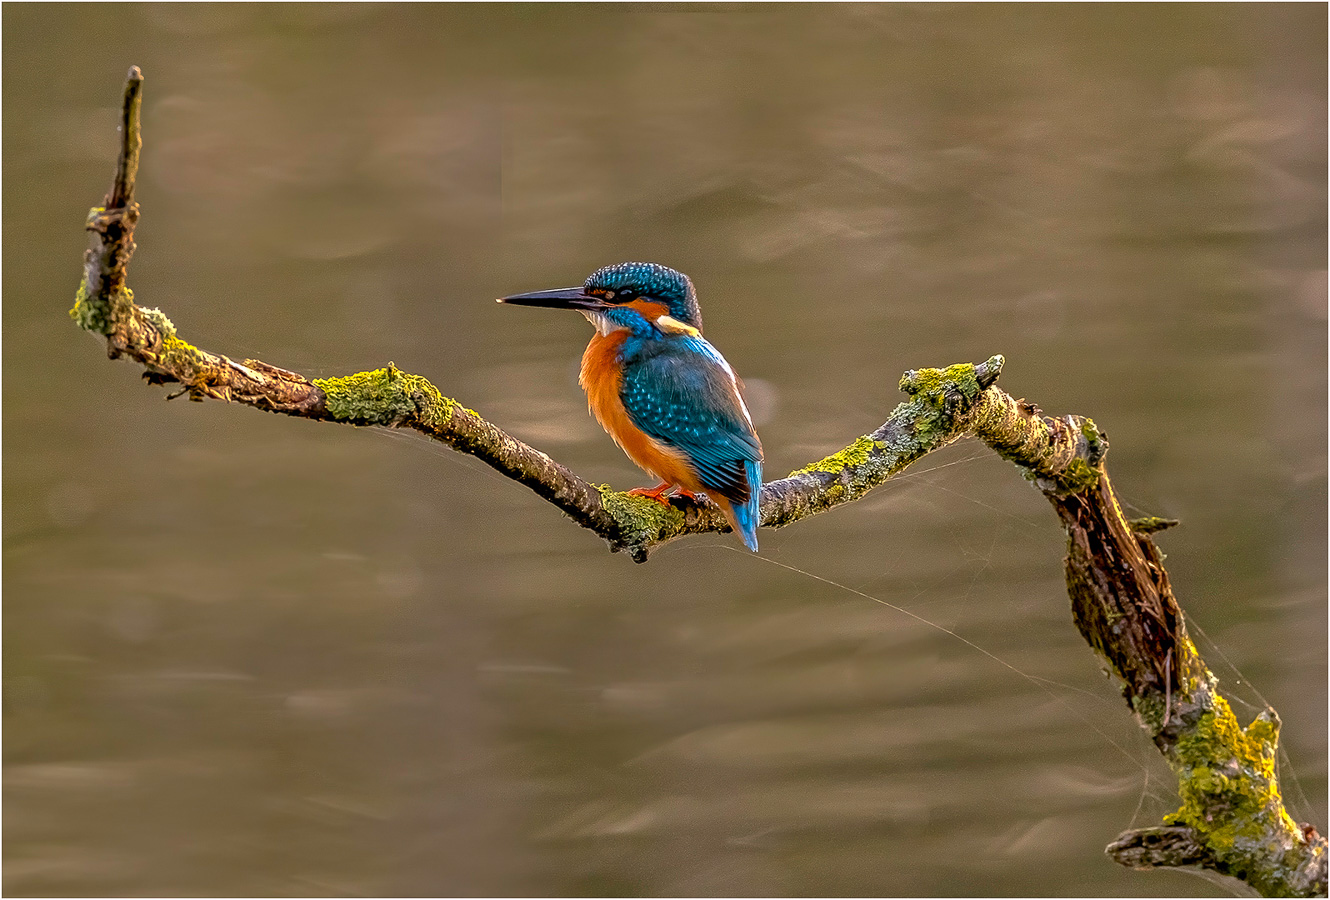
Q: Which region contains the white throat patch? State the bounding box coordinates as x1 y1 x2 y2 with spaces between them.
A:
581 310 624 336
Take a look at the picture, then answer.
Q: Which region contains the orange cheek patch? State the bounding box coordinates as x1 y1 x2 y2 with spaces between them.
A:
623 299 671 322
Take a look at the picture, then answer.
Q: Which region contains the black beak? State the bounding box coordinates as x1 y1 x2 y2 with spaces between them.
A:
497 287 610 311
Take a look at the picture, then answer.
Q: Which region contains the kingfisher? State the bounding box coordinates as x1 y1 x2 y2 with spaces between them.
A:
499 262 764 551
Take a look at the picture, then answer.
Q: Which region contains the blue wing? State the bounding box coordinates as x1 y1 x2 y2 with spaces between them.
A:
619 335 763 507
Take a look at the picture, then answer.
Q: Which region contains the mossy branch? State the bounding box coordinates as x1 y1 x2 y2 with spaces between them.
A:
74 67 1324 896
1052 469 1327 895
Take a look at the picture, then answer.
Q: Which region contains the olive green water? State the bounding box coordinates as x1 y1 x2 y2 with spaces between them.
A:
4 4 1325 896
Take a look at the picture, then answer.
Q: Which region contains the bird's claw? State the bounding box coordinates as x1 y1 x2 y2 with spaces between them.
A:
626 484 706 511
627 483 675 504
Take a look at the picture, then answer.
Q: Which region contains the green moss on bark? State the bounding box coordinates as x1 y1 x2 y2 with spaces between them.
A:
598 486 682 532
1058 458 1102 494
1164 698 1303 892
898 361 986 450
596 485 687 554
899 361 982 402
314 366 455 428
787 436 880 479
70 278 134 336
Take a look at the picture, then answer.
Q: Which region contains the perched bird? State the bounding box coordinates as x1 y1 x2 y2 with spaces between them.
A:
499 262 764 551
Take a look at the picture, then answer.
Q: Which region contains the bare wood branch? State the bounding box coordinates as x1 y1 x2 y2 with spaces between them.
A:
1107 825 1212 869
72 67 1325 897
110 65 143 211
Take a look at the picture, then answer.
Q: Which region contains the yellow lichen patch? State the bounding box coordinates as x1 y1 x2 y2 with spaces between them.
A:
899 362 981 401
158 334 208 370
896 362 990 451
70 279 135 336
597 484 683 543
1080 417 1103 450
1166 697 1298 867
146 334 231 399
314 367 455 428
787 435 879 479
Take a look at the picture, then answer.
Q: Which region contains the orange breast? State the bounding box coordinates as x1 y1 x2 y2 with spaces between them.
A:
579 332 702 492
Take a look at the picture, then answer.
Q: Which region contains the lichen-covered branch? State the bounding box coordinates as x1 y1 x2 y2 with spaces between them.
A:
965 385 1327 893
1048 464 1327 895
74 68 1324 896
71 81 1030 563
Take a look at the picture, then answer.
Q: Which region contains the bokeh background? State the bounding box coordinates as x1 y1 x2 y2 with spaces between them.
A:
5 4 1325 896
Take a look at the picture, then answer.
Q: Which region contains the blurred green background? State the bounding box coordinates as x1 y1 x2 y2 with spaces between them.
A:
4 4 1325 896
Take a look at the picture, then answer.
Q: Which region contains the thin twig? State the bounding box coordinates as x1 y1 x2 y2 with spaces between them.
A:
109 66 143 210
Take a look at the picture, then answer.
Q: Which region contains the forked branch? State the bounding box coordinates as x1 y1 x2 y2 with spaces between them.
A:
72 67 1325 897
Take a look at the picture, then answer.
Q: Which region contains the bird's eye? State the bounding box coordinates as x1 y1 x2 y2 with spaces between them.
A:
616 288 633 300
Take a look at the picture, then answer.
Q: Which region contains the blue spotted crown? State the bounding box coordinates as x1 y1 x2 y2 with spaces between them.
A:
585 262 703 330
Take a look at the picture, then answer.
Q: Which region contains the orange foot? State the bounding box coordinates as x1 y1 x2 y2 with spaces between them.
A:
627 482 675 504
627 483 704 506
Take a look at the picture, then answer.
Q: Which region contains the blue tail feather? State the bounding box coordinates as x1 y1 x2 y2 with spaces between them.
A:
730 459 762 552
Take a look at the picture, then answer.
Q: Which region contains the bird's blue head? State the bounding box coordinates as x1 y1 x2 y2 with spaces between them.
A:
499 262 703 333
582 262 702 331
